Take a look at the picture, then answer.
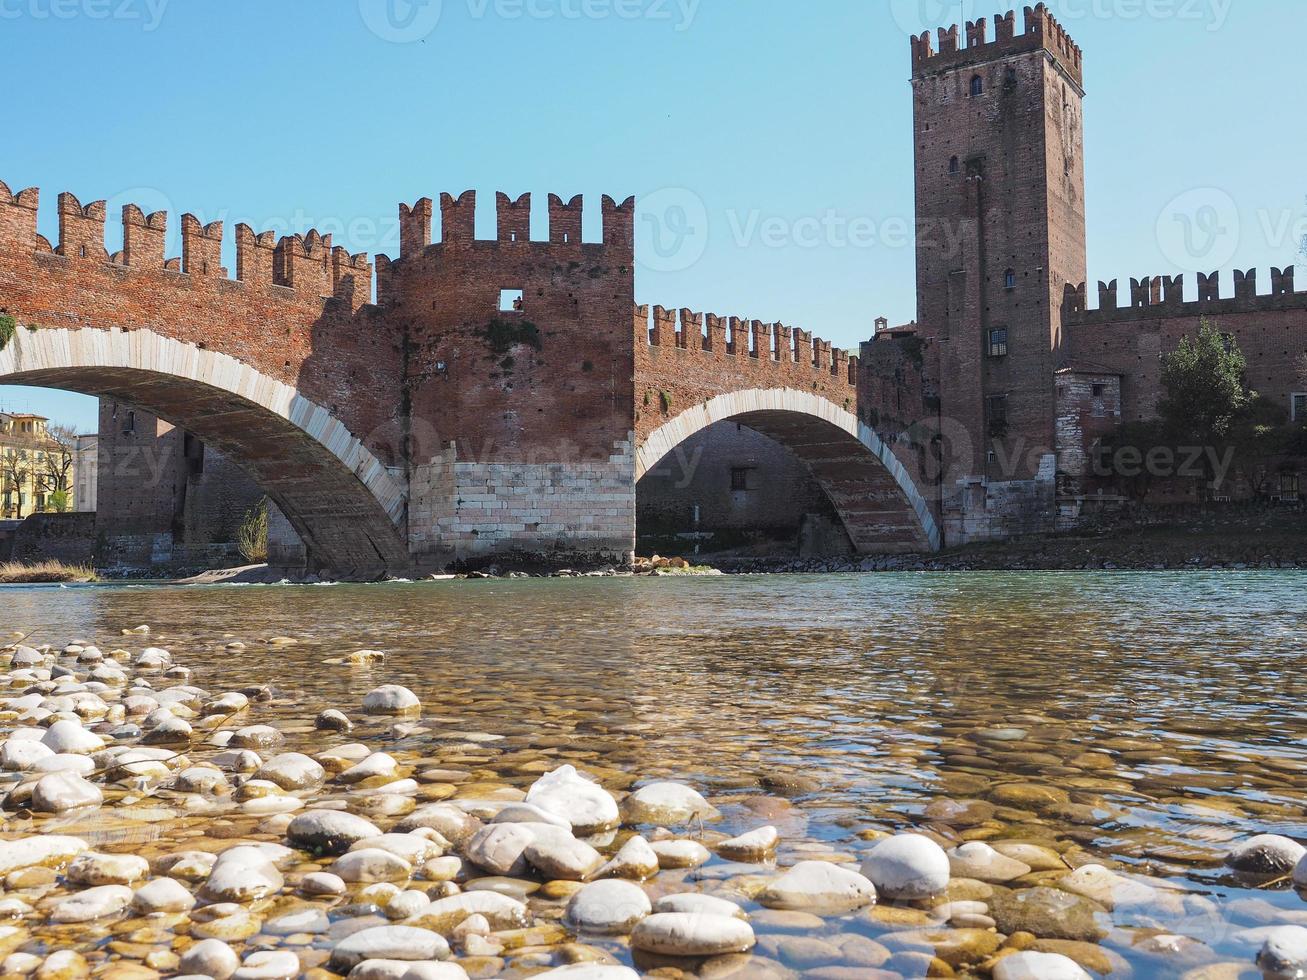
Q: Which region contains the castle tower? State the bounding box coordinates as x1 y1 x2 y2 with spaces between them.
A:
911 6 1086 521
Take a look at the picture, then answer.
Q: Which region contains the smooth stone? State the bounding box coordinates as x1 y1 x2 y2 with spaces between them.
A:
464 822 569 877
232 951 300 980
40 719 103 754
860 834 951 900
490 802 572 828
411 891 531 932
31 771 102 812
525 835 604 881
333 849 413 883
256 753 326 791
131 877 196 914
302 872 348 897
0 835 87 874
287 810 383 855
655 893 745 918
1056 863 1158 910
201 857 284 903
339 753 401 785
395 804 480 843
947 841 1032 883
759 860 877 913
34 950 90 980
1258 926 1307 980
565 880 652 935
1226 835 1306 875
398 966 472 980
630 912 756 957
533 968 638 979
317 709 354 731
67 851 149 886
353 835 444 865
329 926 450 971
524 765 619 834
49 884 134 922
717 826 779 862
988 886 1108 943
179 940 240 980
994 951 1093 980
362 686 421 716
650 839 711 870
265 908 331 935
229 726 284 750
621 781 720 825
597 835 660 880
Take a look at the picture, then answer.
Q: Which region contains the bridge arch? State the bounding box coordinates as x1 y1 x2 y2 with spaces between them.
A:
0 327 410 577
636 388 941 554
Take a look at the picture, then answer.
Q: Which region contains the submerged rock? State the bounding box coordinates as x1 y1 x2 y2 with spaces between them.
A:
362 685 422 716
1226 835 1306 875
994 951 1093 979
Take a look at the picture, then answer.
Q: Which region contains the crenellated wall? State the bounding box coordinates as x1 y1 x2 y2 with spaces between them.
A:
1062 267 1307 423
633 304 858 446
911 4 1082 86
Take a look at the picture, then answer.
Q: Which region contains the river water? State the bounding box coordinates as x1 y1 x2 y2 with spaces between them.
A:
4 571 1307 977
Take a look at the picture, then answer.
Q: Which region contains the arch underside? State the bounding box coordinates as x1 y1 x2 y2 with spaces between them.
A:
9 366 410 577
0 323 413 579
637 390 941 554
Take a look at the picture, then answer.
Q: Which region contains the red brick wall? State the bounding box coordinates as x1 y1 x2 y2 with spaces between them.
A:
1063 272 1307 423
387 191 635 465
912 5 1086 480
633 305 857 444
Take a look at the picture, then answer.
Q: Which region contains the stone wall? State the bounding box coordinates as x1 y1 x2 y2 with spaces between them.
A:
636 420 843 550
8 512 95 564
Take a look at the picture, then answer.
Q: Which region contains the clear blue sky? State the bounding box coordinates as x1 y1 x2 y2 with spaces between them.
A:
3 0 1301 434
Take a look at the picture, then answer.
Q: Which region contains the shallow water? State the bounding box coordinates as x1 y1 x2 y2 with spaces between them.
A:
5 571 1307 977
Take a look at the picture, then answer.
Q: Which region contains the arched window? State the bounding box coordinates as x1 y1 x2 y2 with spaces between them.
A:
970 74 984 96
949 156 960 174
1004 268 1017 290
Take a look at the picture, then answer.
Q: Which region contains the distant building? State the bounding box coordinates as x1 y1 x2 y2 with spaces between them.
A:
0 413 73 518
74 434 97 512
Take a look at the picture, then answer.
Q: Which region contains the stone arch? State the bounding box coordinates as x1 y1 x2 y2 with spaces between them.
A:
0 327 410 577
636 388 941 553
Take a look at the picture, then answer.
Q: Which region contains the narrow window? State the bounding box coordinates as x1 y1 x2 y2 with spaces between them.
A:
949 156 960 174
1281 472 1300 501
1004 268 1017 290
987 328 1008 358
1091 383 1106 399
1292 393 1307 421
986 394 1009 439
730 467 751 492
499 289 524 313
970 74 984 96
123 411 136 436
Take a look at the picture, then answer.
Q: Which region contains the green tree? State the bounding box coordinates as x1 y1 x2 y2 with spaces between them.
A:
1158 319 1253 446
47 490 70 513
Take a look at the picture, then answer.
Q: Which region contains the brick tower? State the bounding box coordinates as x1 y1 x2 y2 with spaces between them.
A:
911 5 1087 537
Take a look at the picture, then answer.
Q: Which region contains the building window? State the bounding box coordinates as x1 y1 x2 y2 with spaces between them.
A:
970 74 984 96
730 467 752 492
499 289 524 312
1281 472 1300 502
1004 268 1017 290
986 394 1009 439
1092 383 1106 398
965 157 985 178
123 411 136 436
987 328 1008 358
949 156 959 174
1292 393 1307 421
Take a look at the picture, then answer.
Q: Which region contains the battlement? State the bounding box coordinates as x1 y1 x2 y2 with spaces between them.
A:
1061 266 1307 323
911 4 1082 87
635 304 858 387
390 190 635 257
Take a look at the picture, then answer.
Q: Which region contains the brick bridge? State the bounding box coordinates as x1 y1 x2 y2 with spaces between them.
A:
0 180 939 577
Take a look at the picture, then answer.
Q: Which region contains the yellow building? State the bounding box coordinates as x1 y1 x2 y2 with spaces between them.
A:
0 414 75 520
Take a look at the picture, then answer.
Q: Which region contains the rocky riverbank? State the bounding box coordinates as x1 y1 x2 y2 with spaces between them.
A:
0 629 1305 979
